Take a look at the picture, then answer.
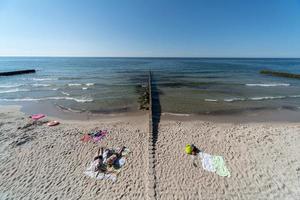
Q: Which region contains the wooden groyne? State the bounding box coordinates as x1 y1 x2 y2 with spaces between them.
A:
0 69 36 76
260 70 300 79
136 83 150 110
146 71 157 200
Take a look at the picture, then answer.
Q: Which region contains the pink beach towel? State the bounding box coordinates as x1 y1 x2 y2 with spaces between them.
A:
30 114 46 120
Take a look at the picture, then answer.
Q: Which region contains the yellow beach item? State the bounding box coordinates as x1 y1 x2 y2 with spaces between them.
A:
185 144 192 154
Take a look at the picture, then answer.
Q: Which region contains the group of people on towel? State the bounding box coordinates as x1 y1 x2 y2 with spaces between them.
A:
93 146 126 177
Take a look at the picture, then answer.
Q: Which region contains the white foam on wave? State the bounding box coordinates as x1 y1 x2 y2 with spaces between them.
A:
0 98 38 102
0 88 30 94
32 83 51 87
61 91 70 96
162 112 190 117
205 99 218 102
0 84 23 88
289 95 300 98
32 78 57 81
224 97 246 102
68 83 82 86
68 83 94 87
250 96 286 101
82 87 88 90
246 83 290 87
224 95 300 102
70 97 93 103
0 96 93 103
56 104 84 113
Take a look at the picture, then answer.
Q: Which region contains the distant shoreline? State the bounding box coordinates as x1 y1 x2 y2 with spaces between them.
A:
0 56 300 59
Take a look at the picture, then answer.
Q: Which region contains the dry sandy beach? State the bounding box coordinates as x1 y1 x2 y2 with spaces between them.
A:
155 120 300 199
0 106 148 200
0 106 300 200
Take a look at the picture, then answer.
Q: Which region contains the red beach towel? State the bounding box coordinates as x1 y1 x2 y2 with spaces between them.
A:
81 134 91 142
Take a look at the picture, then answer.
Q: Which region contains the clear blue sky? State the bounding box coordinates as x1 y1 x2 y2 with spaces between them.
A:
0 0 299 57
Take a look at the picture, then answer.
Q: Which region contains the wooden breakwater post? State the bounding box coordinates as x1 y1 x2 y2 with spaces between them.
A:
147 71 157 200
0 69 36 76
260 70 300 79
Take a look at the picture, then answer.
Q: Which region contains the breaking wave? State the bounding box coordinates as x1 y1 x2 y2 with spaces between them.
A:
224 97 246 102
205 99 218 102
224 95 300 102
32 78 58 81
61 91 70 96
0 88 30 94
68 83 95 87
32 84 51 87
0 96 93 103
246 83 290 87
162 112 191 117
0 84 23 88
68 83 82 86
250 96 285 101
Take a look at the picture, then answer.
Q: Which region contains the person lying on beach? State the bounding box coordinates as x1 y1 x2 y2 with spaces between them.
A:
106 146 126 168
93 147 107 177
93 146 127 177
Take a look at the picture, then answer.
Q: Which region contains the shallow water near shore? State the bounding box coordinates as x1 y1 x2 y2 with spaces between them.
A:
1 57 300 120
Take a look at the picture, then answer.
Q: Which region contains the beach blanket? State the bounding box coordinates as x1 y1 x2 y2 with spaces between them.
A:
84 147 130 182
212 156 231 177
80 130 108 143
198 152 215 172
197 152 230 177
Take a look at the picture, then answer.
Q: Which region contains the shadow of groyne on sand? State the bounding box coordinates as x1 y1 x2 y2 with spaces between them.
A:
146 71 161 200
150 72 161 148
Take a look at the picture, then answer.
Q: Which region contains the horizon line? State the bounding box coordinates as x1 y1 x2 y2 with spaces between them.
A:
0 55 300 59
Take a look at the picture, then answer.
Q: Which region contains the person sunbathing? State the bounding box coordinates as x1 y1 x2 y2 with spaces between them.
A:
93 147 107 175
106 146 126 168
93 146 126 177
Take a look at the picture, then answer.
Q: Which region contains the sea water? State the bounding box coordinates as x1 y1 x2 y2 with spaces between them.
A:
0 57 300 115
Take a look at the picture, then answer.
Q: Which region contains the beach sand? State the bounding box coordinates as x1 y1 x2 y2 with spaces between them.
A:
155 120 300 199
0 106 148 200
0 106 300 199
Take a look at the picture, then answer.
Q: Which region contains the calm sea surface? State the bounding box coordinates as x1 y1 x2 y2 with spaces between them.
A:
1 57 300 115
